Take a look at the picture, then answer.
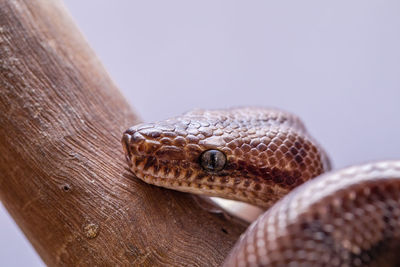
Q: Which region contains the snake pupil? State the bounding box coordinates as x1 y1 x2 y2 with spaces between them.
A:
200 149 226 172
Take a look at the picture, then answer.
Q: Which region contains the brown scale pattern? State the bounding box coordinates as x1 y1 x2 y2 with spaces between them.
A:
223 161 400 267
122 107 330 208
122 108 400 266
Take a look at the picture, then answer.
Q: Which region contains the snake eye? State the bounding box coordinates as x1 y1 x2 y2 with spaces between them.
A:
200 149 227 172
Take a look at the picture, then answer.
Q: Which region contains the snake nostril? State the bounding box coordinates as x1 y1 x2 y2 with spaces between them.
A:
124 126 138 135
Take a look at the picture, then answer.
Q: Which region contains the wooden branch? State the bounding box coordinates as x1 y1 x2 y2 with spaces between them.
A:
0 0 247 266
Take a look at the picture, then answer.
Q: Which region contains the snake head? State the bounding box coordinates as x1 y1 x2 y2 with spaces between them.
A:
122 107 330 208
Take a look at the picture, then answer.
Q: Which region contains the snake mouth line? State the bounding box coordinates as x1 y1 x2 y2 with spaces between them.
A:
126 153 288 208
140 171 286 208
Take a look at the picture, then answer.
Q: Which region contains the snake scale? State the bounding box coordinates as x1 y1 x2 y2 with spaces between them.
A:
122 107 400 266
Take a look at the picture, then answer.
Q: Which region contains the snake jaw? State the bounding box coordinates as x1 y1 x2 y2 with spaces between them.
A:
122 107 330 208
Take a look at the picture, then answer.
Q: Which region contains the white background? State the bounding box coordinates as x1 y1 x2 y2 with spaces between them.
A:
1 1 400 265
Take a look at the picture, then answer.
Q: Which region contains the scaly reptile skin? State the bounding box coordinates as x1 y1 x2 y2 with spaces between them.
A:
122 107 400 266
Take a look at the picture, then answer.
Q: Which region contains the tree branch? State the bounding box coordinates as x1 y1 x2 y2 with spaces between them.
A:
0 0 246 265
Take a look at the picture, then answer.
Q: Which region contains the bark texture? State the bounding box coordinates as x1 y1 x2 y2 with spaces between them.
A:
0 1 246 266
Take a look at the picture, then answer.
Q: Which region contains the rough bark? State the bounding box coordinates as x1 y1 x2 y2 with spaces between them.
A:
0 1 246 266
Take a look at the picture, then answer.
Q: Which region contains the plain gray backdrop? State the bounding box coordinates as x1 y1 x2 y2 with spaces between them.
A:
1 1 400 265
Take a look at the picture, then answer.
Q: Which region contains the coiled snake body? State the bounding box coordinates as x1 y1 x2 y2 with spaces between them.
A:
122 107 400 266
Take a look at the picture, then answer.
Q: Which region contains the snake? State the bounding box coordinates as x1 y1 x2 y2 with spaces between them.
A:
121 107 400 266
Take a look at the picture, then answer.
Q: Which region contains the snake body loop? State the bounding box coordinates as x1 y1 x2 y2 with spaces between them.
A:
122 107 400 266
